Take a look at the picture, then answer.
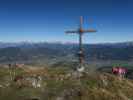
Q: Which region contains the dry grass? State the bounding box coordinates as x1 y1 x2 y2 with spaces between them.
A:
0 66 133 100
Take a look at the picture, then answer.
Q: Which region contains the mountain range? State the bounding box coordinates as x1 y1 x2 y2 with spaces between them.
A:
0 42 133 66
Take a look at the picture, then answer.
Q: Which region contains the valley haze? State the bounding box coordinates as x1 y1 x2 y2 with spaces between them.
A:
0 41 133 68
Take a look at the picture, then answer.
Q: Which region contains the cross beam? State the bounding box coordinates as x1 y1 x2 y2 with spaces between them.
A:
65 16 97 71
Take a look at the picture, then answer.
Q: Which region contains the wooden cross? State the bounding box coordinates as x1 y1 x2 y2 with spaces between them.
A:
65 16 97 71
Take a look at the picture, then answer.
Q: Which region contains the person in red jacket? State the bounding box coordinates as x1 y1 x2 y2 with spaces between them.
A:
112 67 127 78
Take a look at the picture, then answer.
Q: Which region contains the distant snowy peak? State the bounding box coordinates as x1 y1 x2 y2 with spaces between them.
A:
0 41 133 48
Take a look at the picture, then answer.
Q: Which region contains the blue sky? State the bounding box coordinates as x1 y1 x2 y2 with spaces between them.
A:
0 0 133 43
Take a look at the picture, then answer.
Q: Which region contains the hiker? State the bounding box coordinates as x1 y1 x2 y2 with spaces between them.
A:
8 63 16 81
112 67 127 78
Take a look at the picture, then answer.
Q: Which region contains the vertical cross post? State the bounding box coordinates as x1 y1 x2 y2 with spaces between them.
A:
65 16 97 72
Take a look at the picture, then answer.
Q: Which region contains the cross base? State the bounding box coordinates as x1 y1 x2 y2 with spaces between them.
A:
77 65 85 72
